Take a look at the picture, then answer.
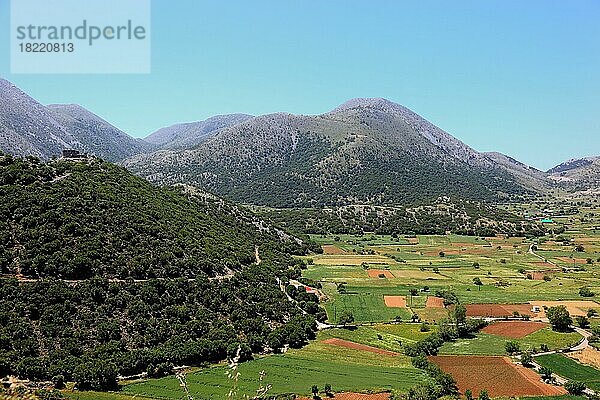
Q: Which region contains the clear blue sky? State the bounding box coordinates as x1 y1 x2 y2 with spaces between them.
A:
1 0 599 170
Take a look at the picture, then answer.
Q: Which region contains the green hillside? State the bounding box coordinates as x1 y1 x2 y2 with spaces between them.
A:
0 154 310 279
0 154 321 391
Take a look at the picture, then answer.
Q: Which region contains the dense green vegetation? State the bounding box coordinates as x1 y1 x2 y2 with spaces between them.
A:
0 275 318 390
0 155 313 279
0 155 322 392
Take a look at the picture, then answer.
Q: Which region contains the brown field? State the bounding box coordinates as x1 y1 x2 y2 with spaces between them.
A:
466 304 542 318
383 295 407 308
568 347 600 369
529 300 600 317
429 355 567 397
407 237 419 244
367 269 394 278
527 270 557 280
322 338 399 356
531 261 557 268
299 393 390 400
322 244 348 255
426 296 445 308
482 321 547 338
556 256 589 264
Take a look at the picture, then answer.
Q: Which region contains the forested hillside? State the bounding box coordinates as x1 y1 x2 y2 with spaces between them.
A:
0 154 322 390
0 154 313 279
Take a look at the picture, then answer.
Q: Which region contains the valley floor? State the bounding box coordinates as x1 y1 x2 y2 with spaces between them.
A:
65 216 600 399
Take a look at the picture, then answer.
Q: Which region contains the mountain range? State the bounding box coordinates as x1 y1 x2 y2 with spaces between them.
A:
1 78 598 205
0 79 154 162
123 98 552 207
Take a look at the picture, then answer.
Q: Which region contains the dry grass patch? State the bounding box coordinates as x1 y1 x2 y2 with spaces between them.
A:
322 244 348 255
529 300 600 317
568 347 600 370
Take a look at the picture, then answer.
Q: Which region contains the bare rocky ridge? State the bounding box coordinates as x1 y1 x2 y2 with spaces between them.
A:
0 78 80 158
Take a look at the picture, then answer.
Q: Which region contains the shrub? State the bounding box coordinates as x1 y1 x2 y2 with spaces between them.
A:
505 341 520 355
564 381 586 395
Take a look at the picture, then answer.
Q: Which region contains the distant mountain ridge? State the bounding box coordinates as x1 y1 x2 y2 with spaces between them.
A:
145 113 254 149
123 98 548 207
0 78 153 162
548 156 600 189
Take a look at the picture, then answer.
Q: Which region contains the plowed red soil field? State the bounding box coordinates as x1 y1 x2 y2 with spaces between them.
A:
429 355 567 397
426 296 444 308
367 269 394 278
322 338 399 356
466 304 541 318
383 295 407 308
482 321 547 338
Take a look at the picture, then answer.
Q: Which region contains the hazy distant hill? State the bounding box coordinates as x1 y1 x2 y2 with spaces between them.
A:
124 98 544 207
145 113 254 149
0 78 153 161
548 156 600 189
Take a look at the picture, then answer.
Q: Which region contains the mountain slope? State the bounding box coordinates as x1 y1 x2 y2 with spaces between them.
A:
48 104 155 161
0 78 80 158
124 98 541 207
145 113 254 149
483 152 549 191
548 156 600 189
0 154 306 279
0 78 152 161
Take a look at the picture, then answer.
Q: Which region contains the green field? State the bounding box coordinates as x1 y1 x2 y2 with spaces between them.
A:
117 337 426 399
439 329 582 355
535 353 600 391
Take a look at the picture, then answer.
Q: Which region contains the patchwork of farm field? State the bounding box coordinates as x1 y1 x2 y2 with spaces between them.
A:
300 229 599 398
305 232 600 325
